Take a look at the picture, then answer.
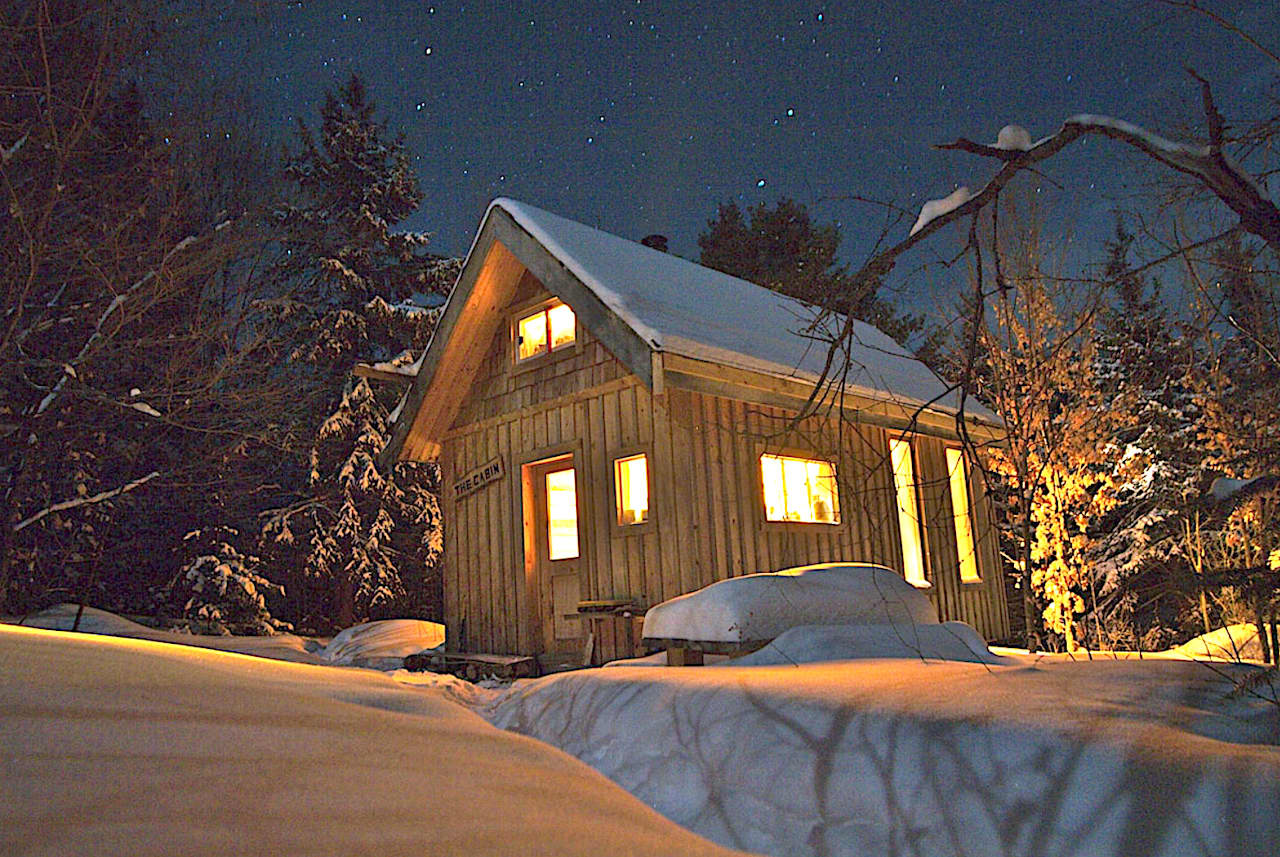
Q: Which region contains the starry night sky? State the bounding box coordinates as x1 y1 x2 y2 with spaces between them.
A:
204 0 1278 309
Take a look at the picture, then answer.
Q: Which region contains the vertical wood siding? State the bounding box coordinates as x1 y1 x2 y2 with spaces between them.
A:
438 284 1010 657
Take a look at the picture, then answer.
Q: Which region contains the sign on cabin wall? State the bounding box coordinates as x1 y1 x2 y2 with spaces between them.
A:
453 456 505 499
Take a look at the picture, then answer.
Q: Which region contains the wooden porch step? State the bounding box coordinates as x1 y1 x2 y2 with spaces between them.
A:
402 651 540 681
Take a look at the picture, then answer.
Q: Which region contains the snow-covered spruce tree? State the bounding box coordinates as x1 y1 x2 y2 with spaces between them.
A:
264 380 443 628
163 528 291 635
254 74 454 630
1068 231 1206 648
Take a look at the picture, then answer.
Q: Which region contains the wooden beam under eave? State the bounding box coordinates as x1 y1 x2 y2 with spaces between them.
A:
353 364 415 384
396 238 527 463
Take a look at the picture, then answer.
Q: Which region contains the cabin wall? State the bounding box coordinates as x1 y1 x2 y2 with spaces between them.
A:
443 385 1008 658
437 279 1008 656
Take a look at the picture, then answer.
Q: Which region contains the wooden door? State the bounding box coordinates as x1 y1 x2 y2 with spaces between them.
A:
527 456 584 652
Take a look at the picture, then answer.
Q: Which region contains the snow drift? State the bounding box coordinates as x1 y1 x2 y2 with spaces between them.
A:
489 655 1280 857
321 618 445 666
726 621 1004 666
0 624 744 857
641 563 937 644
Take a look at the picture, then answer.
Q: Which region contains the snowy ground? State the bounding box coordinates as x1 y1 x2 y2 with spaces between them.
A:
486 653 1280 857
6 607 1278 857
0 623 745 857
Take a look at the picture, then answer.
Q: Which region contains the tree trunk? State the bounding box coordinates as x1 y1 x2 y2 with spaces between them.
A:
1257 602 1272 665
1019 495 1039 652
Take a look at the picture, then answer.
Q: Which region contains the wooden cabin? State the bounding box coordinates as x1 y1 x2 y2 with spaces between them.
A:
382 198 1010 665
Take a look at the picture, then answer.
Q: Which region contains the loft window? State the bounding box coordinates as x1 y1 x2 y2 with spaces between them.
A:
889 438 928 587
517 301 575 361
946 447 981 583
615 454 649 525
760 454 840 524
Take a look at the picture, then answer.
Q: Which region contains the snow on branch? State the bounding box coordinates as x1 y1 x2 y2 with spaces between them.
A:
935 113 1280 251
14 471 160 533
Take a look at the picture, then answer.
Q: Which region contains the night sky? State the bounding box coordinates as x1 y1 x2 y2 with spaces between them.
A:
205 0 1278 310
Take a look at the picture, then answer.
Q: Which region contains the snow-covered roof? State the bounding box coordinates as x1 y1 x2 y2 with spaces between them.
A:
491 198 994 422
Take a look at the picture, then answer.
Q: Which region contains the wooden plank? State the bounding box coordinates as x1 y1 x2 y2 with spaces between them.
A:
701 394 730 582
440 440 459 651
688 394 716 588
714 397 744 578
668 390 702 596
634 387 662 607
650 388 682 603
484 423 504 652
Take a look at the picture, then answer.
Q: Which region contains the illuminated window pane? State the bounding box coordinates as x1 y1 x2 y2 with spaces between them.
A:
545 467 579 560
615 454 649 525
947 447 980 583
547 302 576 350
761 454 839 524
889 438 927 586
517 310 548 361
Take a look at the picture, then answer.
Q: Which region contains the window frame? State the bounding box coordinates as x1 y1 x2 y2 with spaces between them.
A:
757 449 842 527
888 435 930 588
609 446 655 533
945 444 982 584
511 297 579 369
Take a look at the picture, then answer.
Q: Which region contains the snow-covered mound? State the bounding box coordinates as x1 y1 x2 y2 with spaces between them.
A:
8 603 329 664
642 563 936 645
1174 624 1268 662
488 655 1280 857
725 621 1005 666
321 618 446 666
14 602 159 635
0 624 744 857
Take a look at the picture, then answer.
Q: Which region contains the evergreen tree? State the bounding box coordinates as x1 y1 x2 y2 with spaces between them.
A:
698 198 923 344
254 74 455 630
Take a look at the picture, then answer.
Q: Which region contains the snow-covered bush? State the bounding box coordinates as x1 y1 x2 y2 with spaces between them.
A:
166 529 291 635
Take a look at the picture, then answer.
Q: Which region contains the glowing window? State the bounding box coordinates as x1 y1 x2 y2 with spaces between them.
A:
517 302 575 361
615 454 649 525
889 438 927 587
947 447 981 583
760 454 839 524
545 467 579 560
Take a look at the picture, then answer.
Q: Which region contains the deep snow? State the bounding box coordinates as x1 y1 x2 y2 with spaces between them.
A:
7 607 1277 857
0 623 744 857
488 653 1280 857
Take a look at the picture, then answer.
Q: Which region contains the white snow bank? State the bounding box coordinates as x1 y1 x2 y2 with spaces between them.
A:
0 624 744 857
993 123 1033 151
642 563 937 644
321 618 445 666
9 603 330 664
488 655 1280 857
725 621 1005 666
910 186 972 236
1174 624 1268 662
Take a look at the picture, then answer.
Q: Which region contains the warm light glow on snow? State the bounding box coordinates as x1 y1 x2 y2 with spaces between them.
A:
889 438 927 586
760 454 839 523
946 447 981 583
614 454 649 524
545 466 580 559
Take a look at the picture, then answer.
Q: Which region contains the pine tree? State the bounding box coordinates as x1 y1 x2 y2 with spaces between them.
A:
698 198 923 344
253 74 455 630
